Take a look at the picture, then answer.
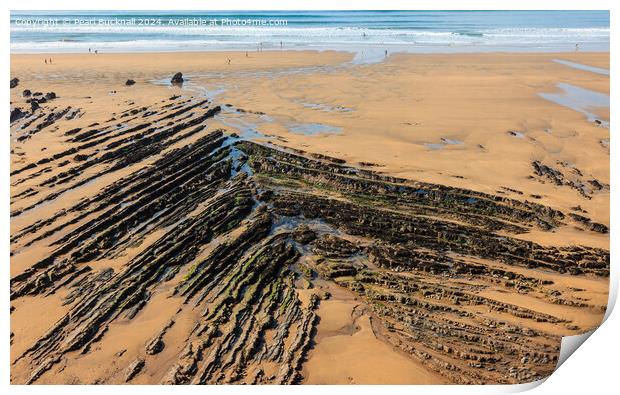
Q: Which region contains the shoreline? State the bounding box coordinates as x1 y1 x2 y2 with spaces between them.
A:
10 47 611 56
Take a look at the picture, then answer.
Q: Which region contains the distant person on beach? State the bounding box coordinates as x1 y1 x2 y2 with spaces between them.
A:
280 41 283 49
49 58 52 64
575 43 580 52
385 49 388 57
245 51 248 58
44 59 47 65
227 58 231 65
95 50 98 54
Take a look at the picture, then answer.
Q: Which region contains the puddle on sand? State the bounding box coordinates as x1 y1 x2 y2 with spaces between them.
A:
440 138 464 145
217 115 267 140
213 104 272 140
229 146 254 177
424 137 464 150
539 83 609 126
553 59 610 76
424 143 444 150
298 101 353 113
287 122 342 136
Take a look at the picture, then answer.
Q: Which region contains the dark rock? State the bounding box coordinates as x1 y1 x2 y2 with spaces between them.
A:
10 78 19 89
10 107 26 123
292 224 317 244
44 92 57 100
569 213 608 234
124 358 145 382
23 89 32 97
310 153 346 164
30 101 40 111
125 79 136 86
74 154 89 162
146 336 165 355
319 261 358 279
312 234 358 258
171 72 184 84
588 179 606 191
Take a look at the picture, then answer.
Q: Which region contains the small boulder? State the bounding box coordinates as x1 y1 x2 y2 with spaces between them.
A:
23 89 32 97
10 78 19 89
44 92 57 100
171 72 184 84
10 107 25 123
30 101 40 111
124 358 145 382
292 224 317 244
125 79 136 86
74 154 89 162
145 336 165 355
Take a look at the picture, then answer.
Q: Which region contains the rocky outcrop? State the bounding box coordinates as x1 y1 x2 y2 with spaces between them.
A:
125 358 145 382
10 97 609 385
171 72 184 84
10 107 26 123
532 160 609 201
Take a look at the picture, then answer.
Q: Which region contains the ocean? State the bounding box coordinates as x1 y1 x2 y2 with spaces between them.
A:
10 10 610 57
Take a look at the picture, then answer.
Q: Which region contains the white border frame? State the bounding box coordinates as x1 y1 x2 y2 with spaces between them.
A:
3 2 617 394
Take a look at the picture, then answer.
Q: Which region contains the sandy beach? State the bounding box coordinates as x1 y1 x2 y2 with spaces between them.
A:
10 50 609 384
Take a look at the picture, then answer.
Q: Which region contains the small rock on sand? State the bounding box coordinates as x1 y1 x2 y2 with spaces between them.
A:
146 336 165 355
10 78 19 89
124 358 145 382
171 72 184 84
125 79 136 86
10 107 26 122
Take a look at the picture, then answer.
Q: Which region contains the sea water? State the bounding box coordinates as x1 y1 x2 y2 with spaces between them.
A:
11 10 610 60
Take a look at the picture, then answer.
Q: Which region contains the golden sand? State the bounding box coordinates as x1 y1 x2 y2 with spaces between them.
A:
10 50 609 384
